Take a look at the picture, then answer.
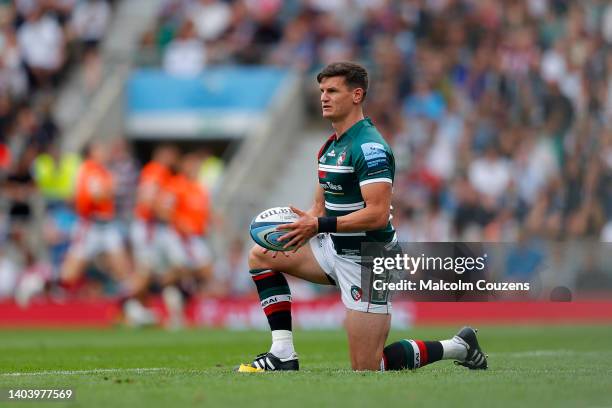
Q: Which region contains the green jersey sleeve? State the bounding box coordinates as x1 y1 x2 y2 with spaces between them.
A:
353 140 394 187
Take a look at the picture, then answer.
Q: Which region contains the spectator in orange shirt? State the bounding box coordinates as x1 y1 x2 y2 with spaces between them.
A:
131 144 179 277
157 152 215 328
124 144 178 326
60 141 131 292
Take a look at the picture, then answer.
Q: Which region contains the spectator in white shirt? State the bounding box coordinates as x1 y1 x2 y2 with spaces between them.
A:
70 0 111 91
163 20 206 77
71 0 110 46
17 6 65 89
0 28 29 99
189 0 231 42
468 143 512 203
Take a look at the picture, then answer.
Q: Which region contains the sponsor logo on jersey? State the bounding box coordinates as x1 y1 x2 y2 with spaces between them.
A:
361 142 387 168
361 142 386 160
319 155 327 164
321 181 343 191
327 150 336 158
350 285 362 301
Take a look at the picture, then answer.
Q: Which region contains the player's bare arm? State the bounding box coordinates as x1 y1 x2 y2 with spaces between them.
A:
306 184 325 217
336 182 391 231
278 182 391 250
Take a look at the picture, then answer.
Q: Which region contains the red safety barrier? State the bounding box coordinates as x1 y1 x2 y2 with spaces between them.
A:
1 298 611 328
0 299 121 327
412 301 612 325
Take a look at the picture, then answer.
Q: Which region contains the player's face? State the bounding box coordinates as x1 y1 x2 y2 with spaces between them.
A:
319 76 359 121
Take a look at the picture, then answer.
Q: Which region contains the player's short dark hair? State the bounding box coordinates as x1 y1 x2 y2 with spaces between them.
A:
317 61 368 100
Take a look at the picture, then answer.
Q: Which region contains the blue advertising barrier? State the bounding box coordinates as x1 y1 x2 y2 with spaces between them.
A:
125 67 290 139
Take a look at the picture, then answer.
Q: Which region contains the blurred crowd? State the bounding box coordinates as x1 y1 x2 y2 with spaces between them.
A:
0 137 226 326
140 0 612 244
134 0 612 301
2 0 612 312
0 0 115 262
0 0 113 107
0 0 120 303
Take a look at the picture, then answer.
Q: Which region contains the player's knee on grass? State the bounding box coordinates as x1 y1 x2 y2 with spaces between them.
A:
351 354 382 371
346 310 390 371
350 337 385 371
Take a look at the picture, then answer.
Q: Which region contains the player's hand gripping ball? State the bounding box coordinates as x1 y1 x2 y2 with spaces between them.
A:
249 207 299 251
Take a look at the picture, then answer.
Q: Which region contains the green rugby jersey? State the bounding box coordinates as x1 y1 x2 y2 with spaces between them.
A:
317 117 397 261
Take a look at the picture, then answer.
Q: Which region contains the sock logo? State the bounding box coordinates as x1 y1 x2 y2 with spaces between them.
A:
350 285 362 301
408 339 421 368
261 295 292 308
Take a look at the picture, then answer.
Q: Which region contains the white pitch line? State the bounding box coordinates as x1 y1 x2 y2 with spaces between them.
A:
1 368 170 377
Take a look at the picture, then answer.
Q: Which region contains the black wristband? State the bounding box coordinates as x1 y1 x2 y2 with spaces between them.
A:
317 216 337 233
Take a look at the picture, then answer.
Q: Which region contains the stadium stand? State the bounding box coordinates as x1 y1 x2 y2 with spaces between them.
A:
1 0 612 326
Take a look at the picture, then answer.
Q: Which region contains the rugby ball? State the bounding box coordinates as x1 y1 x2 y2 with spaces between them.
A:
249 207 299 251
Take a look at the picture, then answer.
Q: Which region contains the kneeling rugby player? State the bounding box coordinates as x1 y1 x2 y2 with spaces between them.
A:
239 62 487 372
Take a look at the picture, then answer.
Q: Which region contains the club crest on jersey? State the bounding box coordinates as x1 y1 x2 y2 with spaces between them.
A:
337 151 347 166
350 285 362 301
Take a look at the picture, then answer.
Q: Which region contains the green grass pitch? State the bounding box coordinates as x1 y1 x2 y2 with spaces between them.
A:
1 325 611 407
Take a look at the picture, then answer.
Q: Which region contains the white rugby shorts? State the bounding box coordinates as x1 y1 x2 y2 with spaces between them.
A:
310 233 391 314
131 220 180 274
165 228 213 270
68 219 124 260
